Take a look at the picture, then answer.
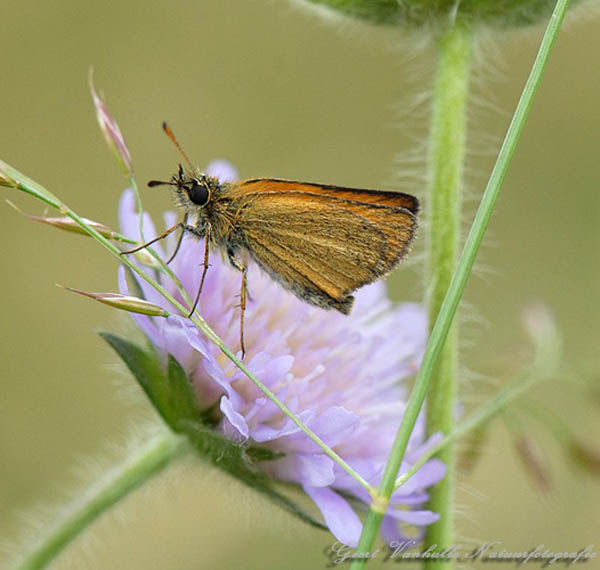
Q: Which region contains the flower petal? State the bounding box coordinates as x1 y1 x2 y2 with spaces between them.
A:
118 189 163 254
395 459 446 495
388 509 440 526
175 317 244 407
286 407 361 453
270 453 335 487
380 514 415 545
220 396 249 439
206 160 238 182
250 409 316 443
303 485 363 547
296 453 335 486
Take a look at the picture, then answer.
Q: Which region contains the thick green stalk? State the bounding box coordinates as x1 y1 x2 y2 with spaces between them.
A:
11 432 189 570
350 1 571 567
424 24 472 566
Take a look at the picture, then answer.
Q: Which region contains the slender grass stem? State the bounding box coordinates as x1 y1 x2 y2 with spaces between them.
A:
349 1 571 566
11 432 189 570
424 23 472 567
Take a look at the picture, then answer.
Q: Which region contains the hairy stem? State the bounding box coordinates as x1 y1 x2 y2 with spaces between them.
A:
11 432 189 570
349 0 571 566
424 23 472 567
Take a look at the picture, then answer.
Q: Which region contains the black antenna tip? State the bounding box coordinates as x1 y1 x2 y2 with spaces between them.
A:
148 180 167 187
161 121 168 131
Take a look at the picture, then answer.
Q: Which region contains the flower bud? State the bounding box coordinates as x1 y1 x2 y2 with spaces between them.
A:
63 286 169 317
39 215 117 238
89 69 133 175
7 200 119 239
297 0 579 28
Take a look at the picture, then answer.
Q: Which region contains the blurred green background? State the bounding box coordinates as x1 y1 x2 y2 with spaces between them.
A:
1 1 599 568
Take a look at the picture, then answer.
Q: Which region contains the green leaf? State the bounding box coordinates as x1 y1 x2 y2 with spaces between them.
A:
181 421 326 530
245 446 286 462
100 331 164 408
100 332 199 432
166 354 202 428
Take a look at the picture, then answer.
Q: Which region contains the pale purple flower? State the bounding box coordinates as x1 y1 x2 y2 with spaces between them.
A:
118 160 445 546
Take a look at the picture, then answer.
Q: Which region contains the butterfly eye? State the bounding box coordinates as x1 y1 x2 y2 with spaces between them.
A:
187 180 210 206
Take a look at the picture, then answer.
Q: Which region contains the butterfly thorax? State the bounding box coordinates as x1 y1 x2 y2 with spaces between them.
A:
170 167 247 253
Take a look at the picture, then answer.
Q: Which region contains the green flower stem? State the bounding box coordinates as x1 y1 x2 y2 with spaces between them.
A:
519 399 573 445
0 161 372 496
350 0 571 567
11 431 189 570
424 23 472 566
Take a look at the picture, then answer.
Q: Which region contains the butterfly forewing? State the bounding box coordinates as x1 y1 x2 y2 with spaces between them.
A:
233 178 419 213
231 183 418 313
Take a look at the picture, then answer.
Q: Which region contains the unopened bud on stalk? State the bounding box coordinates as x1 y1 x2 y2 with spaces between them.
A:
62 286 169 317
7 200 119 239
89 69 133 175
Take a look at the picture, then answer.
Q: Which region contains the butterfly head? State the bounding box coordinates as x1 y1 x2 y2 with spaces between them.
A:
148 163 219 211
147 122 223 212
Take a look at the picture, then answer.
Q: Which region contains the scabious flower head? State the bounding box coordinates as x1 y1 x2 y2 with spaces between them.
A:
118 161 445 546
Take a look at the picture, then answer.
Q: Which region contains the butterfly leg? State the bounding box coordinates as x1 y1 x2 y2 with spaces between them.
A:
120 222 181 255
187 225 211 318
166 214 188 264
228 254 247 360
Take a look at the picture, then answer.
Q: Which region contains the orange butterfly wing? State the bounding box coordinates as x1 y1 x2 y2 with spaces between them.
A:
225 179 418 314
233 178 419 214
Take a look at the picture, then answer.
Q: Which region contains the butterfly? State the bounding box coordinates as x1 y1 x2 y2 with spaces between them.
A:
124 123 419 358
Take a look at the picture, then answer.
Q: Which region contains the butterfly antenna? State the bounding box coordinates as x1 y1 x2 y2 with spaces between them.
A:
148 179 176 187
162 122 194 170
